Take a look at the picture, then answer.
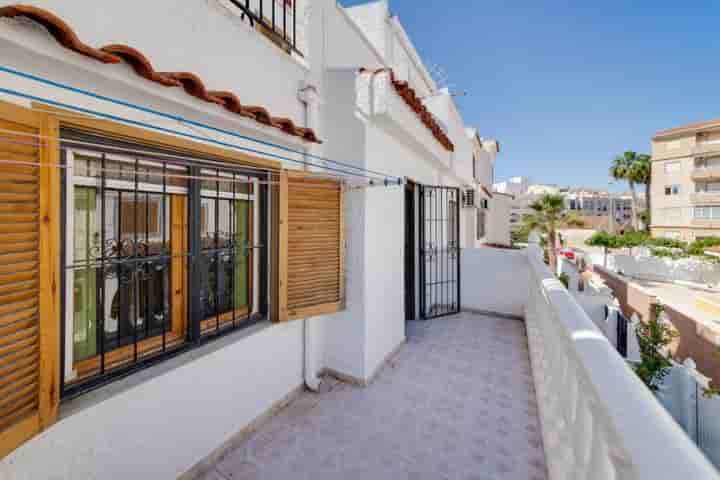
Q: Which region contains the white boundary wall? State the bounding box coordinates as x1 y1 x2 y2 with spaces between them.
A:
461 248 528 317
614 254 720 286
524 244 717 479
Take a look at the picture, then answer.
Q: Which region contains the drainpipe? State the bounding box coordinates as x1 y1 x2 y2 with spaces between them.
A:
298 83 321 392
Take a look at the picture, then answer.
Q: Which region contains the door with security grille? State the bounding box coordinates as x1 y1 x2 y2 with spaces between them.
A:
419 185 461 319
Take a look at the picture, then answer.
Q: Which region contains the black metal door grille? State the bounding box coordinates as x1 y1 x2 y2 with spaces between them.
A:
419 185 461 319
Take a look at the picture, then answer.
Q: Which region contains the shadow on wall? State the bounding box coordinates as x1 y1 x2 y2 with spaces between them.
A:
594 266 656 322
460 248 529 318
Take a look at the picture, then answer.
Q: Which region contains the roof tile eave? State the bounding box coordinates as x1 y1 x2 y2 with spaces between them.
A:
361 68 454 152
0 4 321 144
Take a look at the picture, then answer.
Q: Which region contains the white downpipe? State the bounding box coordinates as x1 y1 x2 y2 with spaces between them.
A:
298 83 321 392
303 318 320 392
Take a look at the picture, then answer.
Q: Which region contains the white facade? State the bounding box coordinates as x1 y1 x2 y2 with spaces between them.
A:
0 1 509 477
494 175 529 196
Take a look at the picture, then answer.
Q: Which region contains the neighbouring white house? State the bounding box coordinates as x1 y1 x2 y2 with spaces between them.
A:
0 1 715 479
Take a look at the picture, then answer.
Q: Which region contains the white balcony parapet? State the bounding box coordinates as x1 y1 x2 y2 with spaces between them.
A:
524 242 718 479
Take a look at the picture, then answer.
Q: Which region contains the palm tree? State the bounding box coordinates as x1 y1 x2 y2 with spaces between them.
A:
632 154 652 232
522 194 582 270
610 151 649 230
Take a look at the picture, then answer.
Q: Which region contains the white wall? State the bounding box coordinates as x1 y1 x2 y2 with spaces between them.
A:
0 322 306 480
461 248 529 317
524 244 717 479
485 193 512 246
614 253 720 286
364 186 405 376
24 0 311 123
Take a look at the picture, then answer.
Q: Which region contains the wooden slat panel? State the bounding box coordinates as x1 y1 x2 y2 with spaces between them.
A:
0 104 45 458
284 173 343 316
0 345 38 378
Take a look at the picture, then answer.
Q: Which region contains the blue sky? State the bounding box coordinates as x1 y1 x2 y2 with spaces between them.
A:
343 0 720 191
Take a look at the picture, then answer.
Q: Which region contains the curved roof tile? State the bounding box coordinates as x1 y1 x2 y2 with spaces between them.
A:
0 4 321 143
100 44 181 87
0 4 120 63
359 68 454 152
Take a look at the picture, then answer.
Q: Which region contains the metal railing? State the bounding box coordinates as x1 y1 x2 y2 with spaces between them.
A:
229 0 302 56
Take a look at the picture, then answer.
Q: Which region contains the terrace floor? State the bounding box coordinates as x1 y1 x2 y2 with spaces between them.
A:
200 312 547 480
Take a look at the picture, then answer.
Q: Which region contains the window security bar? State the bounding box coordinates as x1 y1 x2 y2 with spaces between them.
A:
229 0 301 56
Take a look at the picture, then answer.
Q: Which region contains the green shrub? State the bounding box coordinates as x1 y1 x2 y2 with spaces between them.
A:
687 237 720 256
646 237 686 249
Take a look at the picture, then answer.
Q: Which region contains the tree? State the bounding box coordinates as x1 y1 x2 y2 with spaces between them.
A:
610 151 649 230
632 154 652 232
634 303 677 392
522 194 581 269
585 231 622 268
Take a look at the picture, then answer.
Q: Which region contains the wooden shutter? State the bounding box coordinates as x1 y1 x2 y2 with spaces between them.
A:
278 171 344 321
0 101 60 458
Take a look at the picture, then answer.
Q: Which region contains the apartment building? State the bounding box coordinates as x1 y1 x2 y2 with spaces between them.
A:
652 118 720 241
565 188 633 219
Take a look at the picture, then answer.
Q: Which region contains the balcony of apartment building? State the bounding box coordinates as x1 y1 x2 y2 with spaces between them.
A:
691 191 720 205
182 244 717 480
694 131 720 157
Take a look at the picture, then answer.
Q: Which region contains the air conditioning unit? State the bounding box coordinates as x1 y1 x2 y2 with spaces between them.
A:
462 189 476 208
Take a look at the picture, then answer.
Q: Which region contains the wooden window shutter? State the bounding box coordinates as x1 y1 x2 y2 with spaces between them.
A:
278 170 344 321
0 101 61 458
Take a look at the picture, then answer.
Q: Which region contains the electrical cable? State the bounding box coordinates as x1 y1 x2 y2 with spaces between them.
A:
0 65 403 183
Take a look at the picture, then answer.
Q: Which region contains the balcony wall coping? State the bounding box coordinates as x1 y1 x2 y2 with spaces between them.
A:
524 243 717 479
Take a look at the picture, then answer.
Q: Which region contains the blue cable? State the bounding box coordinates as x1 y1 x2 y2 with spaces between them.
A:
0 64 401 182
0 85 390 181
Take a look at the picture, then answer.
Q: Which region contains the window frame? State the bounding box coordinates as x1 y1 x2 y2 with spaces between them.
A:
59 136 272 398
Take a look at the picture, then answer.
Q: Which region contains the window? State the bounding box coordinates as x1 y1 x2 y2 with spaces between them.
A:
664 161 681 173
476 209 486 239
199 170 256 335
227 0 303 56
694 206 720 220
665 185 680 195
62 142 268 395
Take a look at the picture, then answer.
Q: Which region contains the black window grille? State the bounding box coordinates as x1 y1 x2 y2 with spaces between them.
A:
617 310 629 358
229 0 302 56
60 134 269 398
199 169 257 336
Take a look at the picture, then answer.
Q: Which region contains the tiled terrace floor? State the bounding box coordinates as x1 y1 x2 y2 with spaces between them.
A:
201 313 547 480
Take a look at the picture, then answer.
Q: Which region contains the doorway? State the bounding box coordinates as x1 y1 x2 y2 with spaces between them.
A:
404 181 416 321
418 185 461 319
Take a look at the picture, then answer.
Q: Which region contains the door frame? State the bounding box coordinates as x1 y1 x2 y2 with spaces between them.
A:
404 180 417 321
418 184 461 319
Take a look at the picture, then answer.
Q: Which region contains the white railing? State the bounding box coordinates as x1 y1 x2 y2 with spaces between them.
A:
524 243 717 479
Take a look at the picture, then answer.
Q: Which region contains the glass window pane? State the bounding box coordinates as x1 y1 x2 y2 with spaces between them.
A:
201 198 216 249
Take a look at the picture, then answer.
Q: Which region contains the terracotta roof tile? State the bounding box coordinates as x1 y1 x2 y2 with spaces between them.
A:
0 4 321 144
100 45 181 87
359 68 454 152
0 5 120 64
158 72 227 106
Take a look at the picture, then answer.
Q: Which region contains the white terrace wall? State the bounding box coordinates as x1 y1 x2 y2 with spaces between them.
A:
614 253 720 286
524 244 717 479
461 248 529 317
